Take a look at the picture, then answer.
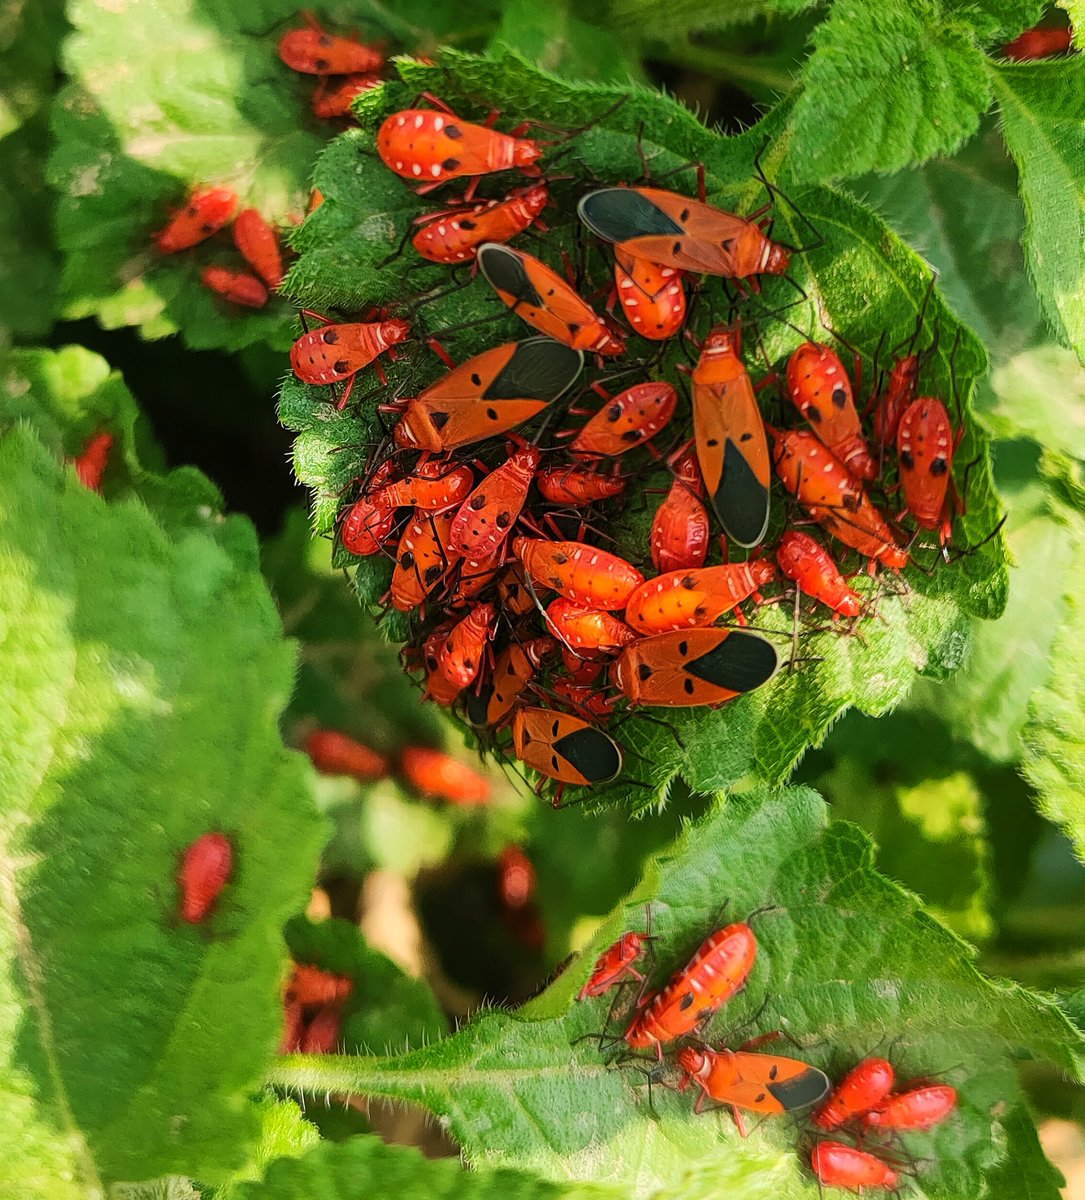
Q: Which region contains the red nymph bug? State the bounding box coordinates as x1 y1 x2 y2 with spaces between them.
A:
377 106 542 192
813 1057 895 1129
465 636 558 727
545 597 638 652
650 451 710 573
420 623 463 706
577 186 790 281
568 382 677 458
690 324 771 548
311 73 381 120
511 705 623 794
676 1045 831 1131
1003 24 1073 59
449 445 541 557
862 1084 957 1131
304 728 389 781
299 1004 343 1053
624 922 757 1054
372 459 475 513
771 430 909 570
578 913 652 1000
393 338 583 452
477 244 625 356
786 342 875 480
286 962 354 1007
438 602 496 688
399 746 491 805
178 832 233 924
536 464 625 505
70 431 113 493
775 531 861 619
412 184 549 264
390 510 457 612
201 266 268 308
896 397 961 544
233 208 284 289
278 14 383 75
513 537 645 610
810 1142 900 1192
154 185 237 253
623 561 776 634
613 627 780 708
340 461 398 556
497 845 536 909
291 313 411 409
613 248 686 341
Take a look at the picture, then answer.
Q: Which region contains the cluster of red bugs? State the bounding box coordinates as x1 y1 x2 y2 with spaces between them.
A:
280 957 354 1054
284 86 981 805
577 907 958 1191
277 11 387 121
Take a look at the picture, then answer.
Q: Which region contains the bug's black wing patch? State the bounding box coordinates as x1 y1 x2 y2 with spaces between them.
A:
485 338 584 401
578 189 684 243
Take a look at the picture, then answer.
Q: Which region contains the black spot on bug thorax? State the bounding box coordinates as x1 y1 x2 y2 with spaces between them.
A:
442 157 461 171
322 329 339 344
832 386 847 408
444 124 462 139
930 457 949 476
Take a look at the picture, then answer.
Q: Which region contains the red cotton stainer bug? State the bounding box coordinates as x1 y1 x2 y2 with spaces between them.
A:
304 728 389 781
775 531 861 619
278 13 383 75
377 104 542 196
311 73 381 121
545 597 638 653
511 706 623 800
340 461 398 556
290 312 411 409
372 459 475 513
813 1057 895 1129
786 342 876 481
568 382 677 458
612 248 687 341
412 184 550 264
896 397 961 545
651 451 710 572
536 464 625 505
513 537 645 610
578 913 653 1000
201 266 268 309
810 1143 900 1193
154 186 237 253
478 244 625 356
233 208 284 289
69 431 113 493
689 324 771 548
399 746 491 805
177 832 233 924
390 510 458 612
464 636 558 728
449 445 541 558
862 1084 957 1131
437 602 496 688
623 561 776 634
624 922 758 1056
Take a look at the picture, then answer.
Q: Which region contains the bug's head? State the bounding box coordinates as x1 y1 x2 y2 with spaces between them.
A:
513 141 544 170
676 1046 708 1077
763 241 791 275
382 318 412 344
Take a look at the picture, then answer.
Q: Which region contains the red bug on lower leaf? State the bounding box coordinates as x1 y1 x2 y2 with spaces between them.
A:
286 963 354 1007
304 728 389 781
896 397 961 544
449 445 540 557
478 244 624 356
70 431 113 493
612 248 686 340
291 312 410 409
810 1142 900 1192
513 537 645 610
311 73 382 120
154 186 237 253
278 13 383 75
578 910 652 999
201 266 268 309
862 1084 957 1131
651 451 710 573
1003 24 1073 59
438 602 496 688
813 1057 895 1129
623 561 776 634
545 597 638 652
786 342 875 480
233 208 284 289
568 382 677 458
399 746 491 805
412 184 549 264
178 832 233 924
775 531 861 619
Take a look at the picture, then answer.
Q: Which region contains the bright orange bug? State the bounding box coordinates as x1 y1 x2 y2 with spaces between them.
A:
377 106 542 194
578 186 790 281
613 247 686 341
623 560 776 635
651 451 710 573
233 208 285 289
412 183 549 265
896 397 961 544
513 537 645 610
372 458 475 513
465 636 558 727
311 73 381 120
497 563 536 616
438 602 496 688
810 1142 900 1192
449 445 541 557
340 461 398 556
477 244 625 356
393 337 583 452
177 832 233 924
813 1057 895 1130
545 597 638 652
286 962 354 1007
869 280 935 447
775 530 861 619
1003 24 1073 59
511 705 623 797
613 627 780 708
771 430 909 570
419 624 463 706
568 382 677 458
786 342 875 481
304 728 389 781
578 921 652 1000
154 185 237 253
862 1084 957 1131
399 746 491 805
291 313 410 409
201 266 268 308
676 1045 831 1133
624 922 757 1054
390 510 458 612
278 13 383 75
536 464 625 505
690 324 771 548
70 431 113 493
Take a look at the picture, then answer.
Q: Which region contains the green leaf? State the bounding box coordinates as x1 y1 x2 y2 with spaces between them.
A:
1058 0 1085 47
0 424 326 1192
985 1105 1066 1200
0 0 66 139
236 1134 624 1200
943 0 1045 44
985 344 1085 457
282 51 1007 809
788 0 991 183
489 0 646 84
201 1097 321 1200
992 57 1085 366
270 789 1081 1197
601 0 820 39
